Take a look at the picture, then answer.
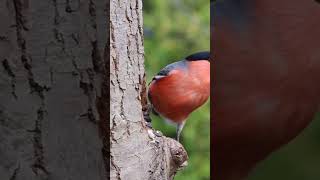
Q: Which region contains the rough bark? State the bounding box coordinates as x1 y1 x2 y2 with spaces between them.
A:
110 0 188 180
0 0 108 180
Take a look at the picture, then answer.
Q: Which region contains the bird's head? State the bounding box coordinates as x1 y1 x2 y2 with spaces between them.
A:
185 51 211 62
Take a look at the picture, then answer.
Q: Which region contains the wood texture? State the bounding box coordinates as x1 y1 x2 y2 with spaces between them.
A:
110 0 188 179
0 0 108 179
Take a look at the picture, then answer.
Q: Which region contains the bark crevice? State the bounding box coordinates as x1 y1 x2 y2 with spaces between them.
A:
12 1 50 177
1 59 17 99
30 108 49 176
9 163 20 180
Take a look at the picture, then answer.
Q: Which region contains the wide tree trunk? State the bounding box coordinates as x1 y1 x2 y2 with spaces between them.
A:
110 0 188 180
0 0 108 179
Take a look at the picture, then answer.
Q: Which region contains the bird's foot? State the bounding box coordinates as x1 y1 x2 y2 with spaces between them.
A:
145 118 163 143
175 136 180 142
145 121 153 128
144 112 153 128
146 120 163 139
143 105 154 128
154 130 163 137
144 111 151 121
144 104 163 141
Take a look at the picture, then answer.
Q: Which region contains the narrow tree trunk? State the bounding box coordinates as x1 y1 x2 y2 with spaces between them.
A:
110 0 188 179
0 0 108 179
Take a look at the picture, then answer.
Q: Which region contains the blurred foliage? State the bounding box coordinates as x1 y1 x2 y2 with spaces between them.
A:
143 0 210 179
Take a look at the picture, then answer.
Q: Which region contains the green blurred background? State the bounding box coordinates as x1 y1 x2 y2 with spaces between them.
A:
143 0 210 179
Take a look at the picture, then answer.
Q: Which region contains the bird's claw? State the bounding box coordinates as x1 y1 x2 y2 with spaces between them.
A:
154 130 163 137
143 104 163 141
147 129 160 144
147 129 156 139
145 121 153 129
143 107 153 129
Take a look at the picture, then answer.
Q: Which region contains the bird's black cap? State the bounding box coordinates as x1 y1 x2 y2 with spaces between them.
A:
185 51 210 61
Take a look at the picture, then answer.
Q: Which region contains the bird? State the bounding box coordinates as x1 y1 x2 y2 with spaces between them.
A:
145 51 210 141
212 0 320 179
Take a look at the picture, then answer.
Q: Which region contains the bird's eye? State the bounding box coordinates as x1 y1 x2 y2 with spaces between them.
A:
315 0 320 4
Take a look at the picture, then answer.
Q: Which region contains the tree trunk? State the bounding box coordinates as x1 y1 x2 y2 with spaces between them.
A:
110 0 188 180
0 0 108 179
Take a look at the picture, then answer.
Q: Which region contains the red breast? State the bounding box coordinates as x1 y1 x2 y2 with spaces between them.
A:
149 60 210 123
